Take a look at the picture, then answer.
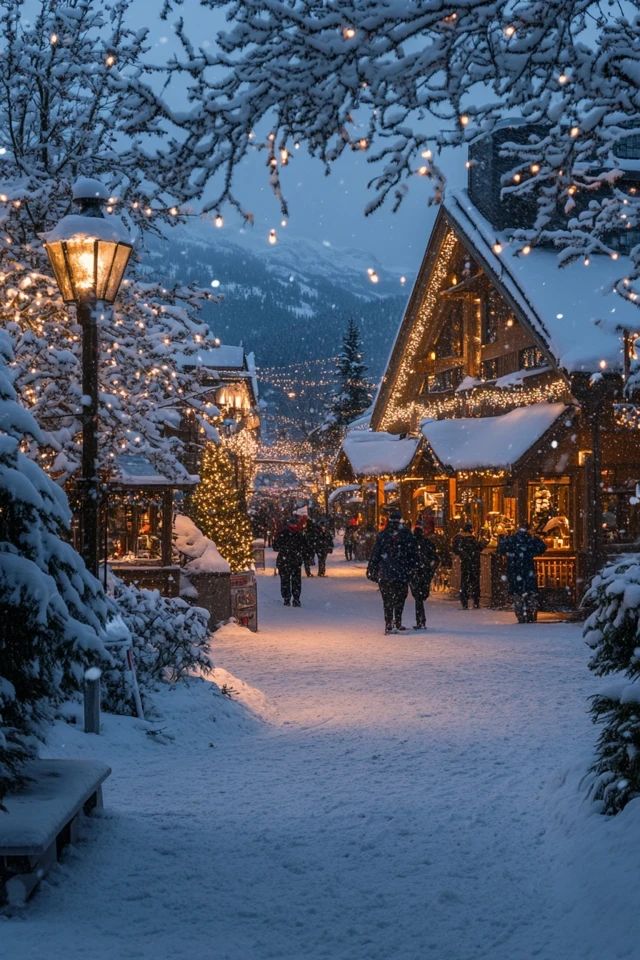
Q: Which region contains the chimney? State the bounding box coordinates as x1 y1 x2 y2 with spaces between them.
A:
467 120 545 230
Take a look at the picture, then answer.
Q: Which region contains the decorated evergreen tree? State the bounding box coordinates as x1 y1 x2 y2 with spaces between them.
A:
189 443 254 572
317 318 371 449
0 331 109 803
0 1 221 483
584 555 640 814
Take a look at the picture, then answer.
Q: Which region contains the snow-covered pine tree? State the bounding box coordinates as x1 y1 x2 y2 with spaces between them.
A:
0 1 220 481
0 331 109 803
168 0 640 300
189 443 254 572
584 555 640 814
318 318 371 449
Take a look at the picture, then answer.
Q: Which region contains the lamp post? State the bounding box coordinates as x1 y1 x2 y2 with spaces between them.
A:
43 178 133 576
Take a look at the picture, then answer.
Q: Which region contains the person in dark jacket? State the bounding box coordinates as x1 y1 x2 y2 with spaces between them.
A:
367 510 417 634
410 522 440 629
273 518 305 606
315 519 334 576
497 522 547 622
301 517 316 577
451 523 485 609
344 518 357 561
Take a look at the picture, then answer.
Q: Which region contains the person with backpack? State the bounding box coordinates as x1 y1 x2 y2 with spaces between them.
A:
273 517 306 606
451 523 486 609
366 510 417 634
410 522 440 629
497 521 547 622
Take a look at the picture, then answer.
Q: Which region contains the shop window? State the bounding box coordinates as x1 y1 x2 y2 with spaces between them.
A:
426 365 465 393
107 501 163 563
519 346 546 370
482 289 510 344
481 357 498 381
528 479 571 549
434 301 464 358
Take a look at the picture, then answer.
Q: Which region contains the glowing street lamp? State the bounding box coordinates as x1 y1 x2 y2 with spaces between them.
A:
43 177 133 576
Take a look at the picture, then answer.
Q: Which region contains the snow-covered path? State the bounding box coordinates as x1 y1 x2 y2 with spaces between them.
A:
2 554 623 959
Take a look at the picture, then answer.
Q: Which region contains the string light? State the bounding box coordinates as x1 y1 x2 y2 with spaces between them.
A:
268 228 277 245
214 214 224 228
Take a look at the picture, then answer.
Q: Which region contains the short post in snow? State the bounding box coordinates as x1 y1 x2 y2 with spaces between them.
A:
84 667 102 734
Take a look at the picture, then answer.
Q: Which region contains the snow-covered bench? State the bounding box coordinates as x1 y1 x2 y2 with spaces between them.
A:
0 758 111 906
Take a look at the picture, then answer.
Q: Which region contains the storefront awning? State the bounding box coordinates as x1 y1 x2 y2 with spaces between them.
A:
421 403 569 471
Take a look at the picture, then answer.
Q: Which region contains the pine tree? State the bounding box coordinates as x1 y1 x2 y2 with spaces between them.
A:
319 318 371 448
189 443 254 573
0 331 109 803
584 555 640 814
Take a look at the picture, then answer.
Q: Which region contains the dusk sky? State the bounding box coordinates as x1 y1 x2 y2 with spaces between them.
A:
134 2 467 272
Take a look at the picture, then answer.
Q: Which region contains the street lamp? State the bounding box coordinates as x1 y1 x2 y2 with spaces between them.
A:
43 177 133 576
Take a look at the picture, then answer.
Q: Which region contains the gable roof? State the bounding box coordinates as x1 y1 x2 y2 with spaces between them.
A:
421 403 568 471
445 191 639 374
372 190 640 430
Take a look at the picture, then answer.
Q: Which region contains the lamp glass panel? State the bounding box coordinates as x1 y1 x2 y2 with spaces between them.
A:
103 242 132 303
44 241 74 302
65 237 97 299
95 240 117 301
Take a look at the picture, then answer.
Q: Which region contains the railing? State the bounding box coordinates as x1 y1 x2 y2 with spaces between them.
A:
535 554 576 608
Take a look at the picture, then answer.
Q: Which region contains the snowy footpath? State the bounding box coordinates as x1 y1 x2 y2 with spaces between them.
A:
4 554 640 960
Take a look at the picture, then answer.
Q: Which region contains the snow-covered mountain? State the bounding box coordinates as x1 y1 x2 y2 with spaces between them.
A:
144 221 410 373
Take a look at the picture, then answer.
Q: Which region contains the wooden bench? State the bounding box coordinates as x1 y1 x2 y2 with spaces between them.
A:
0 759 111 906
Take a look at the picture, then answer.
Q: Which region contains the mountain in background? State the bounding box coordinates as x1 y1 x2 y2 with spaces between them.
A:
144 221 410 377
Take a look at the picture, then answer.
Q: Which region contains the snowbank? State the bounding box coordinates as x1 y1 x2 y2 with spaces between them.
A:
173 513 230 574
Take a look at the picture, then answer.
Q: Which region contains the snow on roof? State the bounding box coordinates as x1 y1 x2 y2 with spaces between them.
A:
177 345 246 370
41 213 132 244
342 431 419 476
445 191 640 373
421 403 568 470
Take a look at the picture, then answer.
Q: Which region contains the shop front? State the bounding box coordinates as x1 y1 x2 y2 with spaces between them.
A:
421 403 580 610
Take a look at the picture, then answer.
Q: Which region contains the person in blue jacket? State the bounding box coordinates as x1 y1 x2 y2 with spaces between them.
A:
497 521 547 622
367 510 417 634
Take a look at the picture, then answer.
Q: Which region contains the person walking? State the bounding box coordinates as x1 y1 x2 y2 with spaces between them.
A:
410 522 439 629
273 517 305 606
302 517 317 577
315 519 334 576
451 523 485 609
367 510 417 634
497 522 547 622
344 517 357 561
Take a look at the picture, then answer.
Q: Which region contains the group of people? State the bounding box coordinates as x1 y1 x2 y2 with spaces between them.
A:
366 513 547 633
273 515 334 606
274 507 547 628
366 511 439 633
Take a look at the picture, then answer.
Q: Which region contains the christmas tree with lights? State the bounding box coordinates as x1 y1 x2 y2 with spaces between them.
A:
189 443 254 572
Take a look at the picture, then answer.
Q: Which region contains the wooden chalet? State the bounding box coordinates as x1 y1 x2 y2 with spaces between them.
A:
337 123 640 610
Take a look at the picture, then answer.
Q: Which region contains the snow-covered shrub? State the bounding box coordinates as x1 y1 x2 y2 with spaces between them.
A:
102 580 212 716
0 333 109 802
584 555 640 814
